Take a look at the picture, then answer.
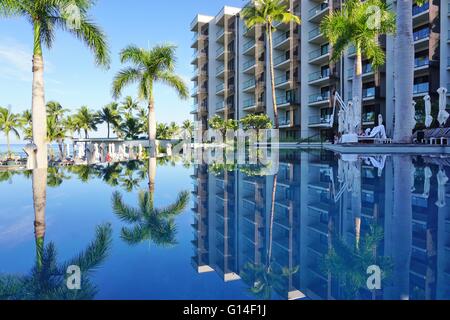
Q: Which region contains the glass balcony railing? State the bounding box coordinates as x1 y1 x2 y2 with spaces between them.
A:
309 115 331 125
243 60 256 70
216 46 225 56
309 47 329 61
243 78 256 90
216 101 225 110
348 45 356 56
362 87 376 98
362 112 376 123
348 64 373 78
191 86 198 95
277 95 296 105
273 33 289 46
191 104 199 112
216 65 225 74
216 28 225 38
274 54 289 65
216 83 225 93
308 27 322 40
243 98 256 109
309 70 330 82
275 74 290 86
308 92 330 104
413 82 429 95
243 40 255 51
414 56 429 68
413 2 429 16
279 118 291 126
448 57 450 68
308 3 329 19
413 28 430 41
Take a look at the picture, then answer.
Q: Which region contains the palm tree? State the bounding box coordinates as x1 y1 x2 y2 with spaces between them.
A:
21 109 32 141
0 223 112 300
156 123 171 140
112 189 189 247
321 0 395 132
168 121 180 138
182 120 194 136
0 106 22 159
241 0 300 129
98 102 120 139
120 96 139 118
47 115 67 160
46 101 68 122
47 167 70 187
119 117 143 140
74 106 99 139
394 1 426 143
64 115 81 139
112 44 188 157
0 0 110 169
137 107 149 134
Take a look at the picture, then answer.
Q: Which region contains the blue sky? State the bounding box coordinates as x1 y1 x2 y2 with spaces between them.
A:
0 0 244 143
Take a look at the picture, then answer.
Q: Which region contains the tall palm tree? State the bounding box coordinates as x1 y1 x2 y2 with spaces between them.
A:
64 115 81 139
182 119 194 136
46 101 68 122
98 102 120 139
241 0 300 129
394 1 426 143
21 109 32 141
0 106 22 159
74 106 99 139
137 107 149 134
112 189 189 247
120 96 139 119
112 44 188 157
119 117 143 140
156 122 171 140
321 0 395 132
0 0 110 169
168 121 180 138
47 115 67 160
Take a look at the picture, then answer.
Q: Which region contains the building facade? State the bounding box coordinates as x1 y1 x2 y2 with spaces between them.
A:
191 1 448 141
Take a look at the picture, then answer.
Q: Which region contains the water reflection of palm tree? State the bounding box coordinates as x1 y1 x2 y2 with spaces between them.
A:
69 165 101 183
112 189 189 246
101 162 123 187
323 225 392 299
47 167 71 188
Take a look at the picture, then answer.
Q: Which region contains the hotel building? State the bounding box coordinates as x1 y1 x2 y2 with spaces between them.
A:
191 1 448 141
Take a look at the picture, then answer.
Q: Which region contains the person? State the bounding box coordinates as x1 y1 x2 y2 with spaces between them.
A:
106 152 112 163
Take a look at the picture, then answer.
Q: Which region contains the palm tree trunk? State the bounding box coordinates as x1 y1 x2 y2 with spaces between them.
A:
268 174 278 263
6 132 11 159
58 139 64 160
267 24 279 129
392 155 412 300
85 130 88 139
32 23 48 169
148 97 157 157
353 44 363 133
107 122 110 139
394 0 414 143
33 168 47 271
148 156 156 205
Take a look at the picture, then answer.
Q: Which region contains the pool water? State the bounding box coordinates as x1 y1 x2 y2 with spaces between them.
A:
0 149 449 300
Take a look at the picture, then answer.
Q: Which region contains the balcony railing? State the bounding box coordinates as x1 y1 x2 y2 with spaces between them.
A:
413 82 429 95
308 3 329 19
414 56 429 68
216 101 225 110
243 40 255 51
362 87 376 98
309 115 332 125
413 28 430 41
243 78 256 90
362 112 376 123
273 33 289 46
348 64 373 78
413 2 429 16
448 57 450 68
216 28 225 38
309 47 329 61
216 65 225 74
275 74 290 86
216 46 225 56
216 83 225 93
348 45 356 56
277 95 296 105
309 70 329 82
274 54 289 66
279 118 292 126
243 60 256 70
308 27 322 40
309 92 330 104
243 98 256 109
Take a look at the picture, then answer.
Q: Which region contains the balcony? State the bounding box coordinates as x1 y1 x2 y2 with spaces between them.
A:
308 115 332 128
243 40 256 55
362 112 376 124
216 65 225 77
243 78 256 92
273 54 290 69
413 28 429 48
308 3 329 22
216 46 225 60
216 83 225 95
308 70 330 85
273 33 290 49
216 101 226 112
279 118 292 128
308 27 325 43
243 98 257 111
348 45 356 58
414 56 429 71
308 92 330 106
347 64 374 79
413 2 429 24
216 28 225 42
191 104 199 114
309 47 329 64
413 82 429 96
191 33 207 48
276 95 296 108
362 87 376 100
243 60 256 73
243 24 255 37
274 74 290 89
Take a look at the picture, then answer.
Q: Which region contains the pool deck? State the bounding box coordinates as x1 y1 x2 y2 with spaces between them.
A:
324 144 450 154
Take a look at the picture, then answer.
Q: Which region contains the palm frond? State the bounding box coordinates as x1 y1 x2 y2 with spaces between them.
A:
112 191 142 222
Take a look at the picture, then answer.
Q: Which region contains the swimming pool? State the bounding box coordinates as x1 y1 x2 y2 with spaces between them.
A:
0 149 449 300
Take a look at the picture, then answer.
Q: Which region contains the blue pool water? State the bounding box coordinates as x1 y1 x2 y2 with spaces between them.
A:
0 149 449 300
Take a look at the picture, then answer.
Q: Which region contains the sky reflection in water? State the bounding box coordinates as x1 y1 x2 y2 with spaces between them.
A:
0 150 449 300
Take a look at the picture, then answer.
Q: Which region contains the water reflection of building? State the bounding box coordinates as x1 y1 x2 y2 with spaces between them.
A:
190 151 450 300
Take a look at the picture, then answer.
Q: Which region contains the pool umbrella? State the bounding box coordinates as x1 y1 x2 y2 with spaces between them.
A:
435 168 448 208
423 166 432 198
437 87 449 126
424 95 433 128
